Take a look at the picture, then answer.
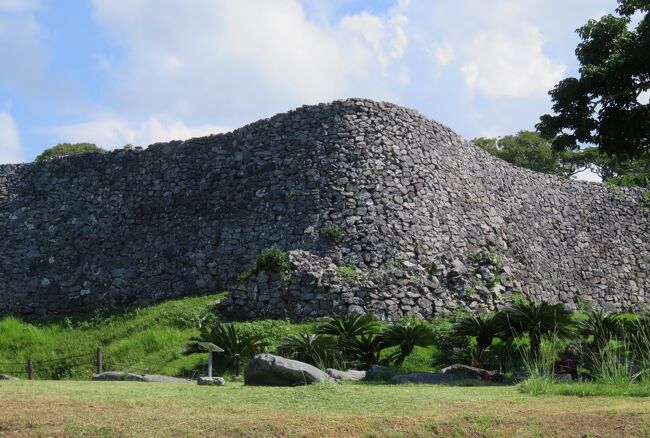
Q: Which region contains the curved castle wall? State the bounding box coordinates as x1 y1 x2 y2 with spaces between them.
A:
0 99 647 319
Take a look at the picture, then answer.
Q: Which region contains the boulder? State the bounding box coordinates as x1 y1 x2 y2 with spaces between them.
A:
197 376 226 386
326 369 366 381
244 354 335 386
555 373 573 382
91 371 190 383
364 365 396 382
440 364 505 382
0 374 18 380
390 372 452 384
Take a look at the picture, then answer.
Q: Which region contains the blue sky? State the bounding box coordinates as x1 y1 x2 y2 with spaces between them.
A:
0 0 618 165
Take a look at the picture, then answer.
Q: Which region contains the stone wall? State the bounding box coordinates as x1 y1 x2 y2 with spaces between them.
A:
0 99 648 319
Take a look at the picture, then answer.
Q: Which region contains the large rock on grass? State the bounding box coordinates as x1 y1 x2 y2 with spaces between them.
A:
244 354 335 386
0 374 19 380
390 372 452 385
440 364 505 382
326 368 366 381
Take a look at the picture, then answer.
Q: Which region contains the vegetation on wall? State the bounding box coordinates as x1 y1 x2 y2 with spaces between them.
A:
35 143 105 162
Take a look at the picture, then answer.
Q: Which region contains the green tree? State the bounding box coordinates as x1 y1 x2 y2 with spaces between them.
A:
536 1 650 160
503 301 574 362
277 333 339 368
472 131 576 177
576 310 624 353
35 143 105 162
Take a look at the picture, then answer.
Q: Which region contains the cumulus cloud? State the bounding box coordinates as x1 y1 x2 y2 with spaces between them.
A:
460 27 565 98
53 115 228 149
90 0 409 124
0 110 24 164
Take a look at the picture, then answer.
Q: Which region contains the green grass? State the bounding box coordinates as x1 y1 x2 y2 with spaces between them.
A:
1 380 650 437
0 294 445 380
0 294 305 380
519 377 650 397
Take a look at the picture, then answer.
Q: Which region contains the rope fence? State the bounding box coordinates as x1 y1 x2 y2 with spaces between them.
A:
0 348 200 380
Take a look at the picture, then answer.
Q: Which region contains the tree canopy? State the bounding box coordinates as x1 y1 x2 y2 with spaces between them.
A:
35 143 105 162
536 0 649 160
472 131 576 177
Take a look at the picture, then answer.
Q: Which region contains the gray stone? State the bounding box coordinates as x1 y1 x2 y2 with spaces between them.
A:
364 365 396 382
0 374 18 380
197 376 226 386
390 372 452 384
326 368 366 381
91 372 190 383
244 354 335 386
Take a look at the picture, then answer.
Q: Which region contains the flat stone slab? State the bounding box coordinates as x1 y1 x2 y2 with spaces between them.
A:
91 371 190 383
0 374 19 380
326 369 366 381
390 372 453 385
244 354 336 386
197 376 226 386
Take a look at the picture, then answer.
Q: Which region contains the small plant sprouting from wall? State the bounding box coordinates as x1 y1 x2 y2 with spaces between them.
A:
335 264 363 280
238 247 291 282
469 250 503 268
320 224 343 243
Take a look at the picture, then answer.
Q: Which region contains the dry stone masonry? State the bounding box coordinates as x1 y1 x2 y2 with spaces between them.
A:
0 99 648 319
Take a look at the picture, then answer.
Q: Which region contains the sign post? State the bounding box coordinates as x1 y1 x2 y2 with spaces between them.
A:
197 342 224 384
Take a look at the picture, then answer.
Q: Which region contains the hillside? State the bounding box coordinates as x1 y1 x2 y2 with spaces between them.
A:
0 99 647 320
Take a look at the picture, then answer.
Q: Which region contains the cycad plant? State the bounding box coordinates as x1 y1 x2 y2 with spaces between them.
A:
315 313 380 364
576 310 623 353
345 334 384 368
451 312 508 356
277 333 340 369
503 300 574 362
183 322 267 375
381 319 434 368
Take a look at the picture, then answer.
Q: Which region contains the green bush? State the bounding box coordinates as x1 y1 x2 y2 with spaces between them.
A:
239 248 291 281
35 143 104 162
335 265 363 280
320 224 343 243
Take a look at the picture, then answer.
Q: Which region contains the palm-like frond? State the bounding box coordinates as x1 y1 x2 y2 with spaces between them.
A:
577 310 624 350
315 313 380 339
503 300 574 360
381 319 434 367
452 313 508 353
183 322 267 363
345 334 384 368
277 333 339 368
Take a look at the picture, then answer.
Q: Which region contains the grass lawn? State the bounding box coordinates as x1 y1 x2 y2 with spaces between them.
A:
1 380 650 437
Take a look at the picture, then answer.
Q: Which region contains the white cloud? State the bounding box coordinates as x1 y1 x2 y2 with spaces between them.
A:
90 0 409 124
0 14 46 91
0 0 40 13
460 27 565 98
427 41 455 66
0 110 24 164
53 115 228 149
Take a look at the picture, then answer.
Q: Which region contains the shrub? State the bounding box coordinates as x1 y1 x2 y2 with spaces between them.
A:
381 318 435 368
277 333 341 369
320 224 343 243
238 248 291 281
335 265 363 280
35 143 104 162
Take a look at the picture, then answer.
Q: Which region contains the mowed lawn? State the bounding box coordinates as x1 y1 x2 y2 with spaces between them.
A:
1 381 649 437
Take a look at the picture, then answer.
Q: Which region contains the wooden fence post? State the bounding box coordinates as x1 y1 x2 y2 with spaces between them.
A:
96 348 103 374
27 358 33 380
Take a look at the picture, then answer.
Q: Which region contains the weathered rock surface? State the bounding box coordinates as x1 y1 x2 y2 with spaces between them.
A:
390 372 453 385
0 374 18 380
0 98 647 319
244 354 335 386
364 365 396 382
91 372 190 383
197 376 226 386
326 368 366 381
